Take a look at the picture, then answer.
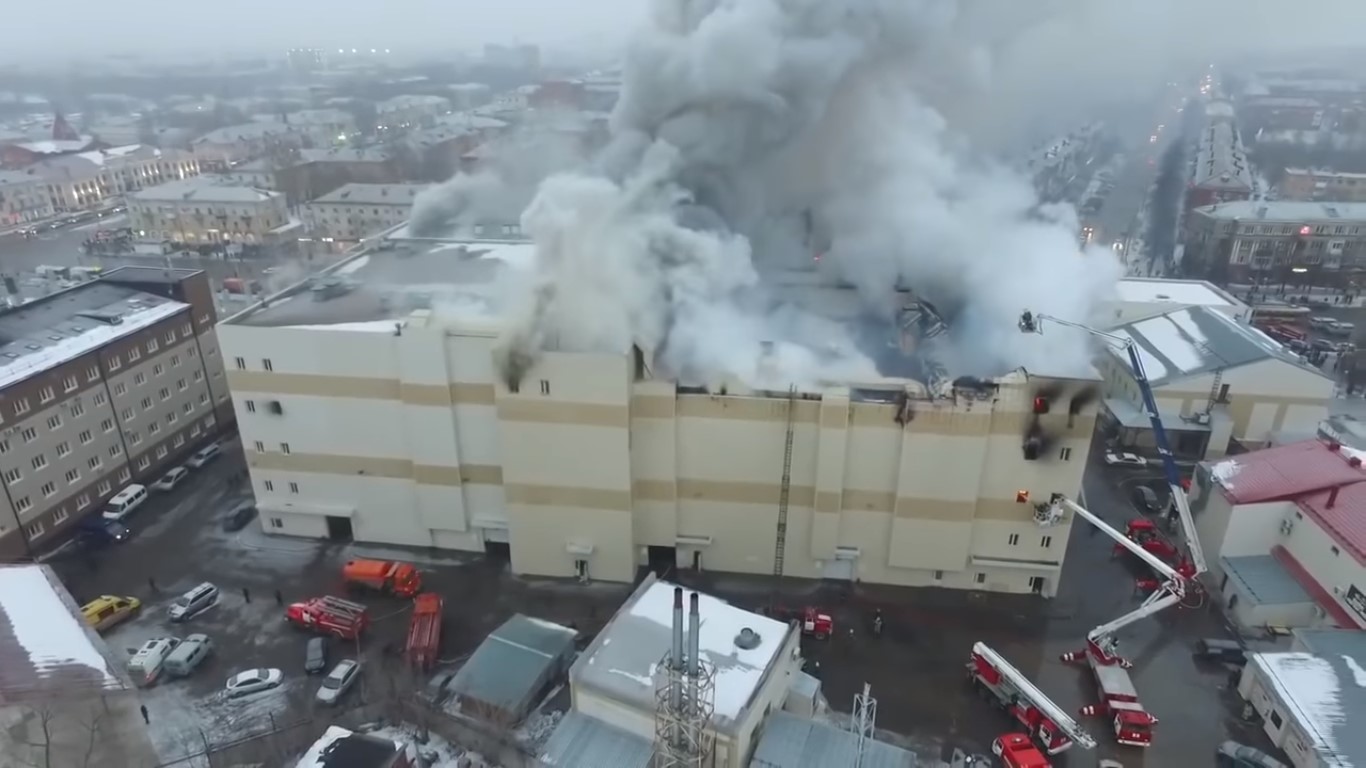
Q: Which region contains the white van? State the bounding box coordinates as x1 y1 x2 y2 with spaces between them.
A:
163 634 214 677
102 484 148 522
127 637 181 687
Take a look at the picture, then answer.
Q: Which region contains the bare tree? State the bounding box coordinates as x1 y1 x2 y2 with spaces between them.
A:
7 704 106 768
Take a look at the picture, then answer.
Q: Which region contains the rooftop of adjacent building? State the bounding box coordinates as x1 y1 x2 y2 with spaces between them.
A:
130 175 280 204
1193 121 1253 191
1113 277 1240 308
1284 166 1366 181
294 726 401 768
1246 633 1366 767
308 182 429 206
1203 438 1366 565
1106 304 1324 387
0 273 194 390
571 576 793 734
0 564 131 704
1193 199 1366 223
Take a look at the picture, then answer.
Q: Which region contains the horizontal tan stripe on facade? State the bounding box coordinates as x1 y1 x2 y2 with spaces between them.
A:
228 370 400 399
250 451 480 487
461 464 504 485
634 480 677 501
676 479 816 508
498 399 630 428
504 484 633 512
631 395 676 419
895 498 975 521
814 491 841 514
675 396 820 424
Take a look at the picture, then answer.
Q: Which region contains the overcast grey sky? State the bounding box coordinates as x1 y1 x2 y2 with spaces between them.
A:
3 0 645 61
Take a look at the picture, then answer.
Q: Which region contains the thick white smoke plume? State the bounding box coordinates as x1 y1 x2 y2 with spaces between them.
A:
495 0 1123 388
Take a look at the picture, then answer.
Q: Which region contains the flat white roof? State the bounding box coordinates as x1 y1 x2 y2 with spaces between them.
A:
0 565 124 695
1114 279 1233 307
575 579 790 731
1252 651 1365 767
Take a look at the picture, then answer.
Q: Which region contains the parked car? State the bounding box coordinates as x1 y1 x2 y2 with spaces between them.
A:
164 634 214 677
225 668 283 698
1217 741 1287 768
81 595 141 633
185 443 221 468
1309 316 1335 330
101 484 148 522
1105 451 1148 467
1330 321 1356 337
151 467 190 492
221 503 258 532
304 637 328 674
79 517 130 546
1131 485 1163 514
315 660 360 706
168 582 220 622
1195 638 1248 666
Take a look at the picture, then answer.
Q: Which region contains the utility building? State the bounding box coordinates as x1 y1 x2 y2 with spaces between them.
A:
218 238 1100 593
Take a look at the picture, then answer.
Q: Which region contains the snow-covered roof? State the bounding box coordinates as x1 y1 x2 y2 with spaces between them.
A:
1106 305 1322 387
1114 278 1235 307
294 725 401 767
1193 200 1366 223
309 182 428 206
131 176 280 204
1251 649 1366 767
572 577 794 733
0 565 128 702
0 285 189 389
1193 121 1253 191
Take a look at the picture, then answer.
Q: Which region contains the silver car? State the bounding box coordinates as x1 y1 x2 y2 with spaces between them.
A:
225 668 282 698
315 659 360 706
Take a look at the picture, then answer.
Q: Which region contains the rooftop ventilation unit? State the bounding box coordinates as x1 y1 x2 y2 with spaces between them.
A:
77 311 124 325
734 628 762 650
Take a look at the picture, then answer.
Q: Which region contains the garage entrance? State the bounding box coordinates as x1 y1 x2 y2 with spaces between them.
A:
481 526 511 561
325 516 353 542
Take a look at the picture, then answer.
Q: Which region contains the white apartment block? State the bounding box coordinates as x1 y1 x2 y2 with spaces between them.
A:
0 171 55 226
303 183 427 243
219 238 1100 594
127 177 294 245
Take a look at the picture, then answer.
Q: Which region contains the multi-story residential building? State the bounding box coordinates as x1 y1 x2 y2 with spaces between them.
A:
1183 200 1366 287
375 95 452 130
283 109 356 143
1279 167 1366 202
1189 119 1254 210
0 267 231 559
303 183 428 245
35 145 200 212
191 123 308 171
274 147 399 206
127 177 295 246
0 170 55 226
218 236 1100 594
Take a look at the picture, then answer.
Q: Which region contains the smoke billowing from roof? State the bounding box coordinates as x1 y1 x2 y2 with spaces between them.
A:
485 0 1125 387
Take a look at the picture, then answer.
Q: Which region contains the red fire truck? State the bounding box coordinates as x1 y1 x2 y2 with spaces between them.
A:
342 558 422 598
285 596 369 640
405 593 443 671
967 642 1096 755
992 734 1051 768
766 606 834 640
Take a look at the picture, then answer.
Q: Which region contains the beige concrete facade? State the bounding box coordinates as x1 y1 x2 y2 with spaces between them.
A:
220 311 1099 595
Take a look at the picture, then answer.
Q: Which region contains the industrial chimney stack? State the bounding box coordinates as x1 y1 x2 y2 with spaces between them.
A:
652 584 717 768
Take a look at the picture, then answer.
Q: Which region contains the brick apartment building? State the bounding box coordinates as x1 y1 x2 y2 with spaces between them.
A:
0 267 232 559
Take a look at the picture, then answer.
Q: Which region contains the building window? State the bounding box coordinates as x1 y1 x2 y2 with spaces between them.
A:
262 358 274 372
164 330 176 345
183 323 192 336
55 442 70 458
140 397 152 409
1269 711 1283 729
540 379 550 396
47 414 62 430
40 481 57 497
1059 447 1072 461
136 456 151 470
280 442 291 455
173 435 184 448
118 466 131 482
155 445 168 459
509 380 520 394
153 363 163 376
38 386 55 403
235 356 246 369
159 387 170 401
171 354 180 367
975 572 986 584
1028 576 1045 592
102 418 115 433
1331 546 1340 556
15 496 32 513
121 407 134 420
246 400 256 413
114 382 126 396
189 347 197 358
70 401 84 417
109 443 121 457
166 412 178 424
289 481 300 493
63 375 78 392
86 365 100 382
76 494 90 510
177 378 187 391
191 424 201 438
270 517 283 529
932 570 943 581
108 356 121 371
98 480 112 495
135 372 146 386
193 369 203 382
127 347 140 362
0 439 8 454
13 398 31 415
264 480 275 491
3 468 20 485
1008 533 1020 546
148 422 160 435
254 441 265 452
1041 535 1053 548
31 454 47 470
20 427 36 442
64 468 79 484
88 455 102 470
146 338 158 353
78 429 92 445
25 520 42 538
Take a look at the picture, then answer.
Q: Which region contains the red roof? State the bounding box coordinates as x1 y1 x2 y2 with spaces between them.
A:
1295 481 1366 565
1206 439 1366 504
1270 545 1363 629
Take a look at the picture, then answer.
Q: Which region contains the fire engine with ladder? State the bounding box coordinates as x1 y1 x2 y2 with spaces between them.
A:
966 311 1211 755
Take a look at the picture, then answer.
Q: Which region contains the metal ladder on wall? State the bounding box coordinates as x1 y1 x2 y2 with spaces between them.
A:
773 386 797 579
1205 368 1224 414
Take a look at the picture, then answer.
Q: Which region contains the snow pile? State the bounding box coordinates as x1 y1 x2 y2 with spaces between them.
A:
515 708 564 749
1209 458 1243 487
1258 653 1345 755
365 723 497 768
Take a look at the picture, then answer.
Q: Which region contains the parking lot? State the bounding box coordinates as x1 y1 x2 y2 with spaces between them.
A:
47 439 1280 766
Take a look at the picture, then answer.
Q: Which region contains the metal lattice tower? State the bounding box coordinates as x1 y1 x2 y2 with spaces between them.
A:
851 683 877 768
652 651 717 767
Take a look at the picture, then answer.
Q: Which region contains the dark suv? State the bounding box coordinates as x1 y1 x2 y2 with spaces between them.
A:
1194 638 1247 666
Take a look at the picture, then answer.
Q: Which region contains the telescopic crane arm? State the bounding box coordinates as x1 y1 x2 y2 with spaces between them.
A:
1017 310 1207 578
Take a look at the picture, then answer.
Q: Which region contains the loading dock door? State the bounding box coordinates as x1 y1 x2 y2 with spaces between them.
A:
822 549 858 581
